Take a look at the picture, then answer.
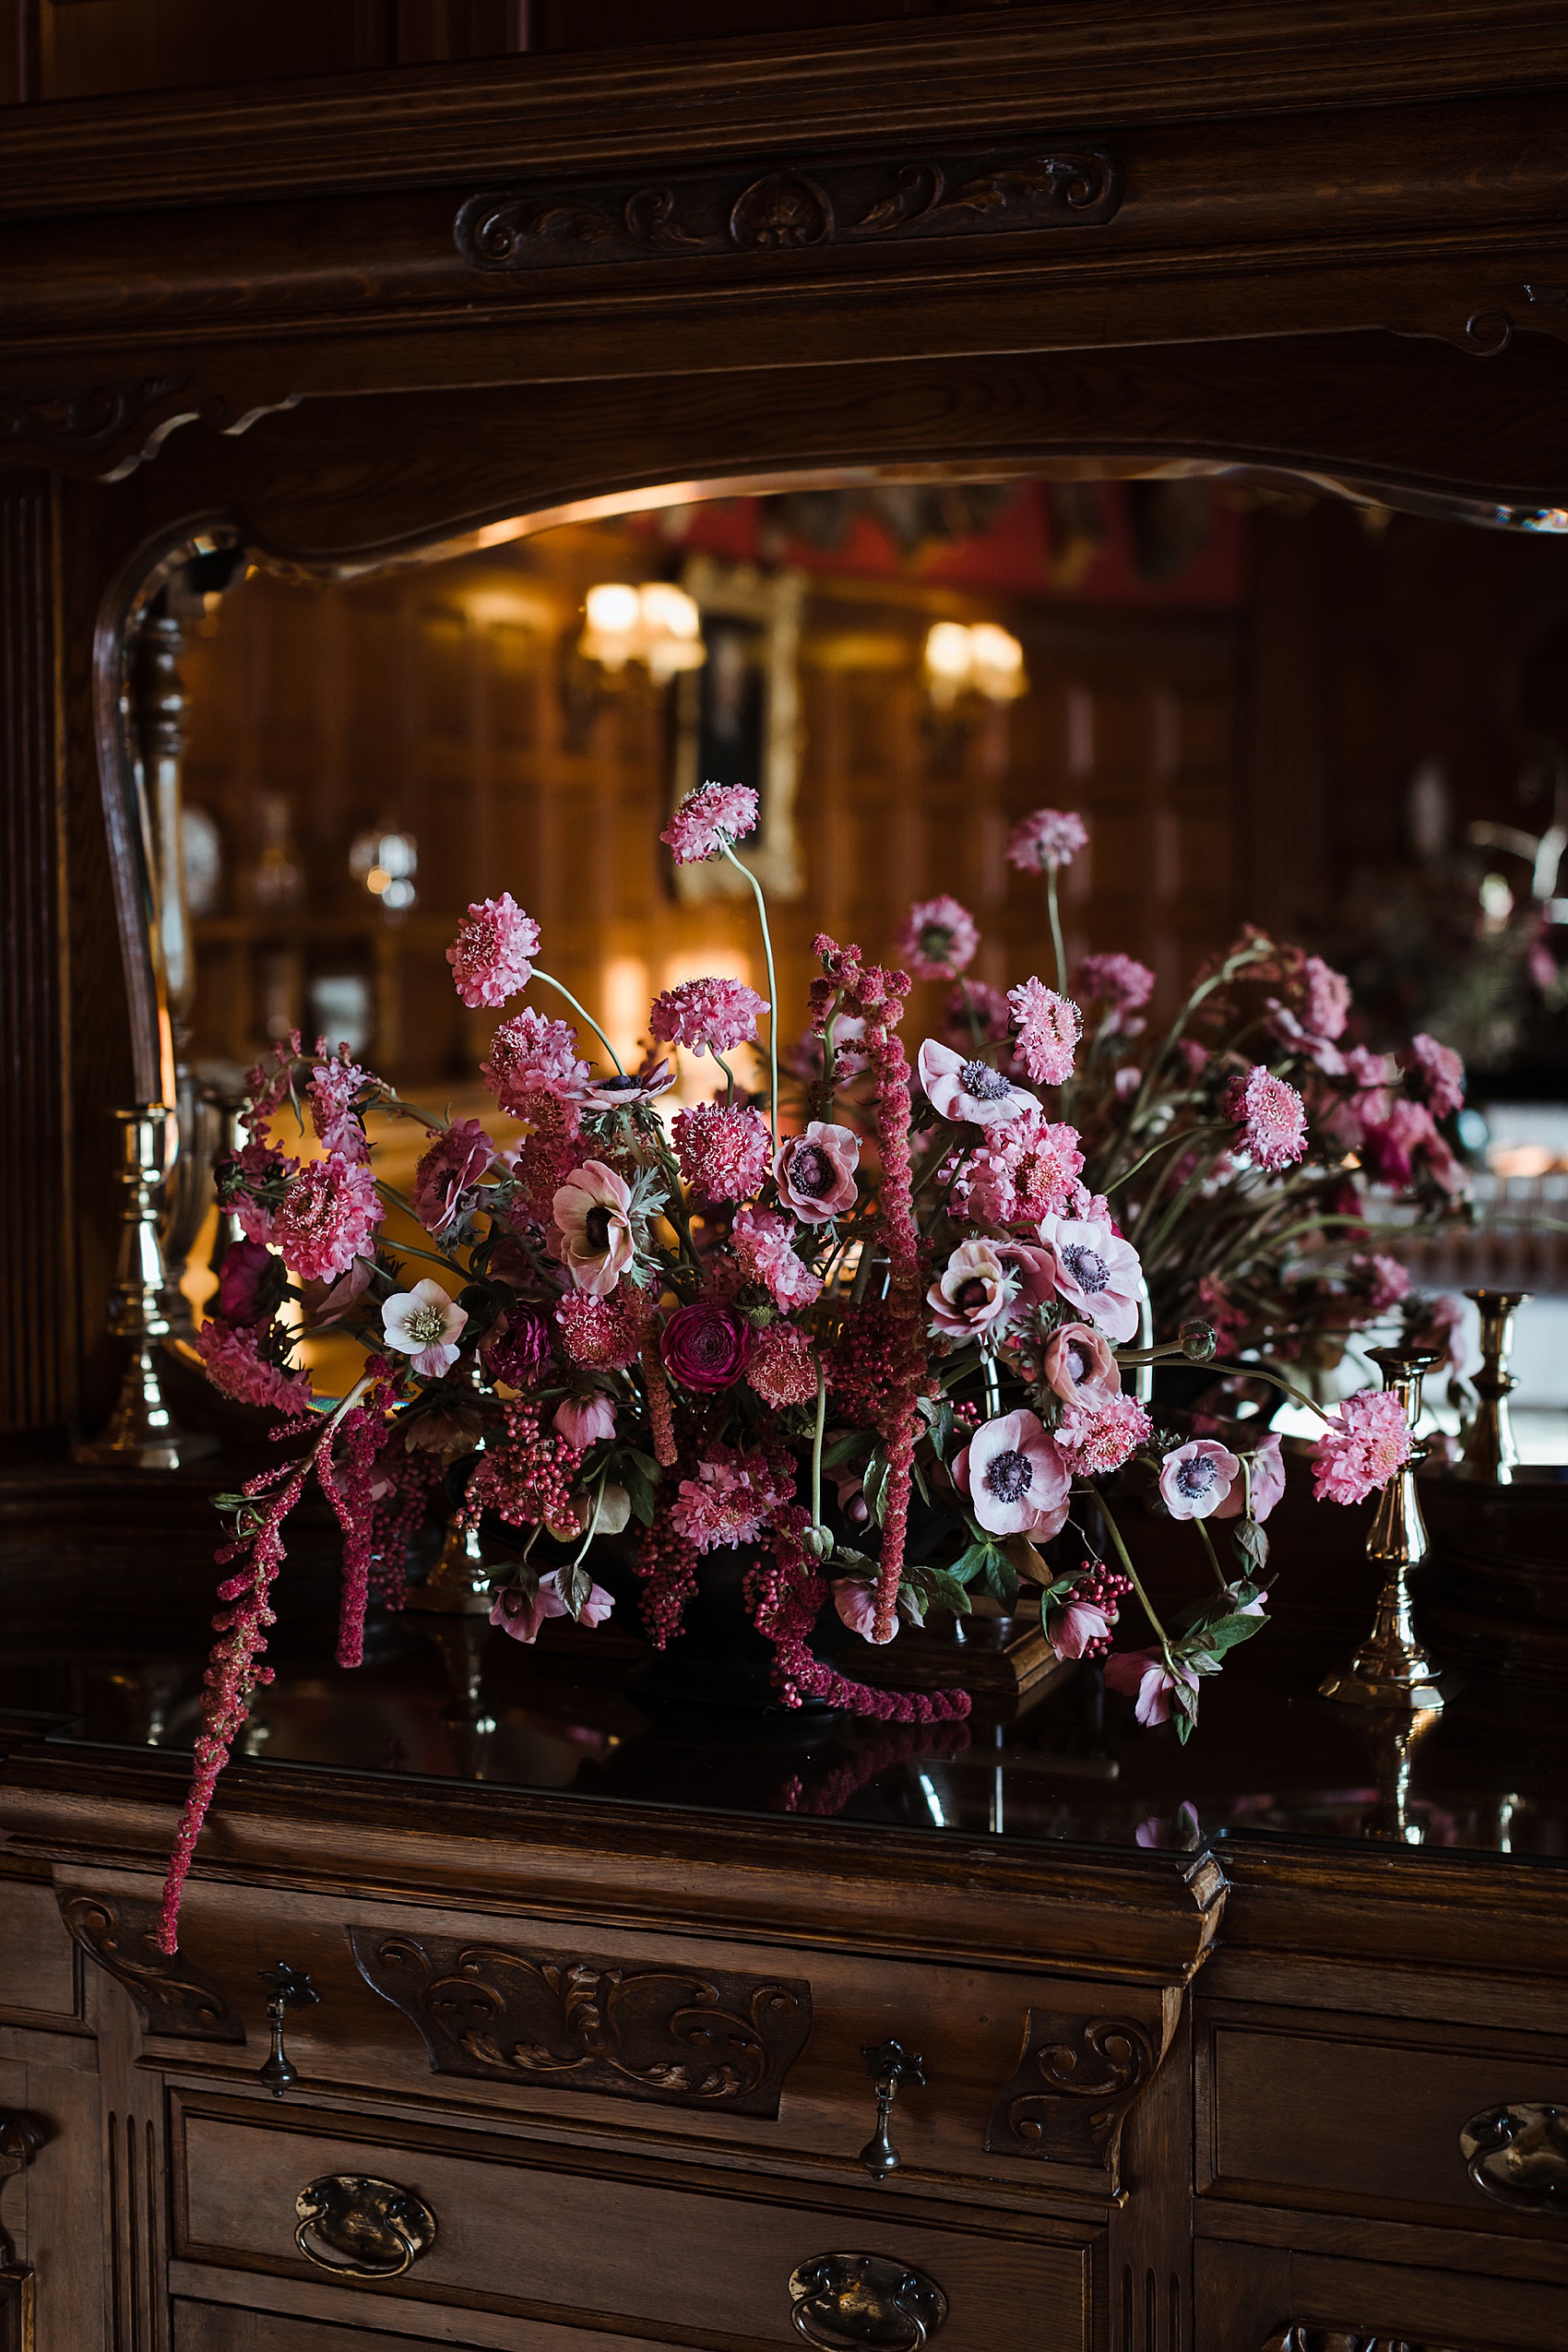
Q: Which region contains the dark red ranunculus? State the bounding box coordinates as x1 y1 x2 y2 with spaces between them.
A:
482 1302 553 1390
659 1300 752 1392
215 1238 287 1326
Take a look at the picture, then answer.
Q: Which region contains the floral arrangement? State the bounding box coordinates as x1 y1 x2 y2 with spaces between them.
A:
158 784 1470 1951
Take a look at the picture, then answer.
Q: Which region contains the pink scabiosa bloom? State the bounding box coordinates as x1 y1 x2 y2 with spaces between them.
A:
897 894 980 980
926 1238 1019 1340
1037 1213 1144 1344
1213 1431 1286 1522
670 1445 794 1552
382 1278 468 1379
953 1408 1071 1538
307 1051 374 1161
649 975 769 1060
732 1205 822 1310
1408 1031 1466 1119
195 1318 315 1416
554 1288 647 1371
661 1299 753 1391
661 781 760 865
272 1154 384 1283
412 1117 496 1237
1302 955 1352 1042
1007 977 1082 1087
1158 1438 1241 1521
1312 1388 1413 1505
1056 1392 1153 1475
1226 1064 1308 1172
1104 1649 1197 1728
552 1392 617 1448
673 1101 773 1203
959 1111 1084 1226
223 1138 296 1248
445 892 541 1010
481 1008 591 1114
579 1055 677 1111
550 1160 638 1296
1040 1321 1121 1410
1075 953 1156 1028
917 1038 1037 1128
746 1321 819 1409
775 1121 861 1224
1354 1253 1411 1313
1006 806 1088 873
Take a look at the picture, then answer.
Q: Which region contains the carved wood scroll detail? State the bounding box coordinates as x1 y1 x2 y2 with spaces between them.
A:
350 1927 812 2117
984 2009 1157 2185
455 144 1122 274
0 374 186 457
57 1889 245 2043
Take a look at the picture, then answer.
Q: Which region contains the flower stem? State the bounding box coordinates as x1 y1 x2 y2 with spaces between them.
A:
1093 1487 1173 1653
811 1360 827 1536
711 1050 737 1106
534 969 625 1075
723 844 778 1151
1195 1515 1230 1596
1045 866 1069 996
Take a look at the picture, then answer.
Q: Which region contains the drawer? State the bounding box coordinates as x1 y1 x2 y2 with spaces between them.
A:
0 1876 77 2024
172 2091 1097 2351
1202 2017 1568 2233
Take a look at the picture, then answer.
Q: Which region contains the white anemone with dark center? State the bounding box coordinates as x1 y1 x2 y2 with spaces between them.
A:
1061 1241 1111 1294
1175 1455 1218 1502
958 1059 1011 1101
983 1446 1034 1505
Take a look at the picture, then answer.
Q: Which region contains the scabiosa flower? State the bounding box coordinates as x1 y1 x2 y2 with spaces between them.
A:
897 894 980 980
445 892 541 1009
1075 952 1156 1025
272 1154 384 1283
953 1408 1071 1539
746 1321 819 1409
412 1117 496 1236
1006 806 1088 873
196 1317 315 1416
926 1238 1019 1340
1037 1213 1144 1345
550 1159 639 1295
1056 1392 1153 1475
223 1139 296 1248
959 1111 1084 1226
775 1121 861 1224
1007 977 1082 1087
554 1287 647 1371
382 1278 469 1379
1158 1437 1241 1522
661 780 760 865
1353 1253 1411 1313
1040 1321 1121 1410
649 975 769 1060
1408 1031 1466 1119
481 1008 591 1113
307 1050 375 1161
1311 1388 1413 1505
670 1445 795 1552
672 1102 773 1203
1302 954 1352 1042
1104 1649 1198 1728
917 1038 1038 1127
732 1206 822 1310
1213 1431 1286 1522
1226 1064 1308 1172
661 1299 753 1391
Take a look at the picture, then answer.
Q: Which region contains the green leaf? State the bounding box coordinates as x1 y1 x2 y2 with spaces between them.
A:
556 1560 592 1618
901 1561 973 1617
946 1540 1002 1587
1232 1516 1269 1571
861 1446 890 1528
981 1552 1019 1610
628 1448 663 1482
822 1430 872 1468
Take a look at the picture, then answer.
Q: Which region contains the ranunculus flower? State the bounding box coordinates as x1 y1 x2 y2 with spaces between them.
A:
926 1239 1018 1338
412 1117 496 1236
1037 1214 1144 1344
917 1038 1037 1128
954 1408 1071 1538
550 1159 637 1296
215 1238 286 1326
553 1392 617 1447
1213 1431 1286 1522
775 1121 860 1224
446 892 540 1009
1040 1321 1120 1409
482 1302 552 1389
382 1278 468 1378
660 1300 752 1391
1158 1437 1241 1522
1103 1649 1197 1727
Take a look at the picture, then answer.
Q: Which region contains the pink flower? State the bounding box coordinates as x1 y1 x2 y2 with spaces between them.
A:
481 1008 591 1113
196 1318 315 1416
1311 1387 1413 1505
272 1154 384 1283
1037 1214 1144 1344
224 1138 295 1247
746 1321 819 1409
1355 1253 1411 1313
1040 1321 1120 1409
1007 977 1082 1087
552 1392 617 1447
1050 1599 1114 1660
1360 1099 1448 1192
959 1111 1084 1225
670 1445 795 1552
1226 1064 1308 1172
926 1239 1018 1339
1075 953 1155 1025
1104 1650 1197 1727
649 975 769 1059
1006 807 1088 873
1158 1438 1241 1521
994 1239 1057 1311
943 980 1012 1052
382 1277 468 1379
490 1567 614 1645
484 1302 552 1389
554 1288 647 1371
661 781 760 865
579 1055 677 1111
832 1577 900 1645
673 1102 772 1203
897 894 980 980
1214 1431 1286 1522
1408 1031 1466 1119
1055 1392 1152 1474
214 1238 286 1326
550 1160 637 1295
1302 955 1352 1042
446 892 541 1009
775 1120 860 1224
303 1256 375 1327
412 1118 496 1236
307 1051 374 1161
1409 1290 1469 1377
954 1408 1071 1538
917 1038 1037 1127
732 1206 822 1309
661 1299 753 1391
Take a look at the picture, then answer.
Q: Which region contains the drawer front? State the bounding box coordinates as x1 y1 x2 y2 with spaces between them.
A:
172 2096 1095 2350
1205 2019 1568 2231
0 1877 77 2024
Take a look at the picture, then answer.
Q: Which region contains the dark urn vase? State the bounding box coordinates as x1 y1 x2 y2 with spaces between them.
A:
634 1547 840 1721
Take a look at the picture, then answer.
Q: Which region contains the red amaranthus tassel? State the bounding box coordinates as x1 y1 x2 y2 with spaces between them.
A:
749 1509 968 1724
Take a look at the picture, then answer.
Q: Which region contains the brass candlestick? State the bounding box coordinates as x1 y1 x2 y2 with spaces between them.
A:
403 1510 501 1617
1320 1346 1447 1714
1459 1288 1532 1483
74 1106 215 1469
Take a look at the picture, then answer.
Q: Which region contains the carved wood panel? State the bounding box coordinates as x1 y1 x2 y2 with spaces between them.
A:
984 2008 1159 2186
57 1889 245 2044
349 1926 812 2116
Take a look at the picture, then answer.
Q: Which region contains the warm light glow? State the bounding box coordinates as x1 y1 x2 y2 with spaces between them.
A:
923 621 972 682
585 581 641 636
922 618 1028 708
602 955 651 1066
580 581 707 683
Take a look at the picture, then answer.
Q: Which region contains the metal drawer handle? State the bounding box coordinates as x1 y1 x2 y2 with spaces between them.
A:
789 2253 947 2347
294 2175 436 2279
1459 2102 1567 2212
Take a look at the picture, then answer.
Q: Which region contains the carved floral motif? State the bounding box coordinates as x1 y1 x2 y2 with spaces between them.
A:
984 2008 1157 2183
0 375 186 457
57 1889 244 2042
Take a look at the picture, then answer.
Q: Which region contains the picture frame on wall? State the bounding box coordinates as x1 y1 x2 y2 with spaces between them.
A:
671 552 805 903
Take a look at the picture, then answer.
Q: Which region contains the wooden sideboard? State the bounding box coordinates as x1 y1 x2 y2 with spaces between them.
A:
0 1467 1563 2352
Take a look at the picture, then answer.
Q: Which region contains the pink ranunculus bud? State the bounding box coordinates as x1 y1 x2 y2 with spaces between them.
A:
215 1238 286 1327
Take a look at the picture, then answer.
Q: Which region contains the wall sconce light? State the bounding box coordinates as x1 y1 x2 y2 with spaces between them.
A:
350 829 419 913
580 581 707 683
922 620 1028 710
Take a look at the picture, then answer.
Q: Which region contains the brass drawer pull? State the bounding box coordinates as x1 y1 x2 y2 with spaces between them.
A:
293 2175 437 2279
789 2253 947 2347
1459 2102 1568 2212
